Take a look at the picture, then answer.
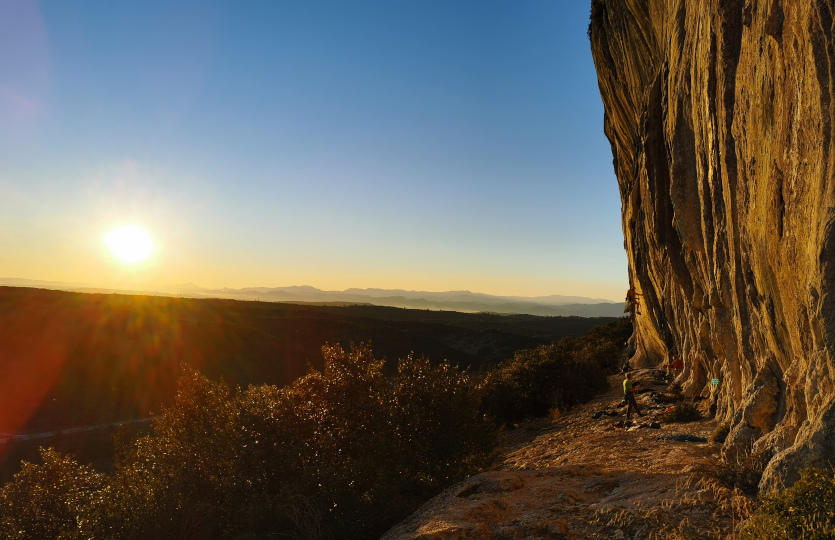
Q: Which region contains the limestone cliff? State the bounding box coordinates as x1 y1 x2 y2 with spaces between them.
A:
590 0 835 490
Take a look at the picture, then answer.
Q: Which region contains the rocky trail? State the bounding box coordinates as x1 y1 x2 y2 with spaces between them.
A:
384 371 755 539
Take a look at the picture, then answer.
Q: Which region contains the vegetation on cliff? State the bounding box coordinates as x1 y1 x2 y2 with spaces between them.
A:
740 468 835 539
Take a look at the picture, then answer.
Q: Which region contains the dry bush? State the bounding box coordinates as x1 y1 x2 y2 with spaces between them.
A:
704 446 770 497
669 382 684 400
661 402 702 423
283 494 328 540
680 474 758 535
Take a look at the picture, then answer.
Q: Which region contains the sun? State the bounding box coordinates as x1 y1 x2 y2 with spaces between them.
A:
104 225 156 265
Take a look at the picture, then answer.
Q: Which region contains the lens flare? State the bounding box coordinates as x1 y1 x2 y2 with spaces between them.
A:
104 226 155 265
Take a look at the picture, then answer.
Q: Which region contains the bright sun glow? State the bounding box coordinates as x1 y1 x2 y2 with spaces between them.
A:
104 226 156 265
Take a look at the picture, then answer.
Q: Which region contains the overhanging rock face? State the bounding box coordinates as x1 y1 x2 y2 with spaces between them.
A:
590 0 835 490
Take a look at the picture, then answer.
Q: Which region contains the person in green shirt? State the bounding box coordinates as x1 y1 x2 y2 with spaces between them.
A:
623 372 644 419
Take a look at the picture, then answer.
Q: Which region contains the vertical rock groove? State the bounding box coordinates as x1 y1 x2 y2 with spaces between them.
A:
590 0 835 489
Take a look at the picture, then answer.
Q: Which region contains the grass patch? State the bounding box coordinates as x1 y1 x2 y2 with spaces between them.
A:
703 446 769 497
591 505 724 540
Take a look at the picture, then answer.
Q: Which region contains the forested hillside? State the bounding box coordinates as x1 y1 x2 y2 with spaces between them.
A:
0 286 616 434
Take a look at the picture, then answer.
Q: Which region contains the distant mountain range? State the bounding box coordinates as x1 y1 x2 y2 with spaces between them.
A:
0 278 626 318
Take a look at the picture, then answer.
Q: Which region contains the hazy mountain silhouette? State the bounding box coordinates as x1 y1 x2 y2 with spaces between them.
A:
0 278 625 317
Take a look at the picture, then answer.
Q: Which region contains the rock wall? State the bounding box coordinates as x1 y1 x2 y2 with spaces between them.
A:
590 0 835 490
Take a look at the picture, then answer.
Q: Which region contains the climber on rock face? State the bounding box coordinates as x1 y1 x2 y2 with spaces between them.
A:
623 372 644 420
625 286 641 316
662 356 683 378
669 356 684 376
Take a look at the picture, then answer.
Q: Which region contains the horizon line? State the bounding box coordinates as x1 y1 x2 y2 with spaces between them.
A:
0 277 622 304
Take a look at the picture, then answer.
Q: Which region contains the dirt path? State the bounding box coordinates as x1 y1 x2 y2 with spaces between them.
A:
383 370 753 539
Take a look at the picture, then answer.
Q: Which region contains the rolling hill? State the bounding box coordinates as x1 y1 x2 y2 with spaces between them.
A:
0 286 621 435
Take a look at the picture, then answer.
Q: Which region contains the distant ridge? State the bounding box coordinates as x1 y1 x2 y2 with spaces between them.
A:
0 278 626 318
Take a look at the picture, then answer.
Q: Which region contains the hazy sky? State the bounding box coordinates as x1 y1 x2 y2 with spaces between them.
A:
0 1 627 301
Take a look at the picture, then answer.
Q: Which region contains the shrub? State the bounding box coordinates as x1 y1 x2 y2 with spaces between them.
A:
575 317 633 372
241 344 494 538
0 317 630 538
69 343 495 540
662 402 702 423
288 343 396 506
479 318 629 424
89 367 242 539
0 448 104 540
392 355 494 491
740 468 835 539
480 338 609 424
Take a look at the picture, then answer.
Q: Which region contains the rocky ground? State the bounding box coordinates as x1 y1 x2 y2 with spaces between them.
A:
383 370 757 539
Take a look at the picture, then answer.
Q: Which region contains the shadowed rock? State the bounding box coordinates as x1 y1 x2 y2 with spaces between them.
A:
589 0 835 491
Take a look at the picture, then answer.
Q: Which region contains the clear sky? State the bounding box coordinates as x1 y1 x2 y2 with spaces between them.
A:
0 1 627 301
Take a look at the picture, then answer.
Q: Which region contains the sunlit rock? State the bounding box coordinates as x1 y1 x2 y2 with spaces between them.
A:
589 0 835 491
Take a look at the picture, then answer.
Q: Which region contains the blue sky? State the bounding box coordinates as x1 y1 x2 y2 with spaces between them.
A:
0 1 627 301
